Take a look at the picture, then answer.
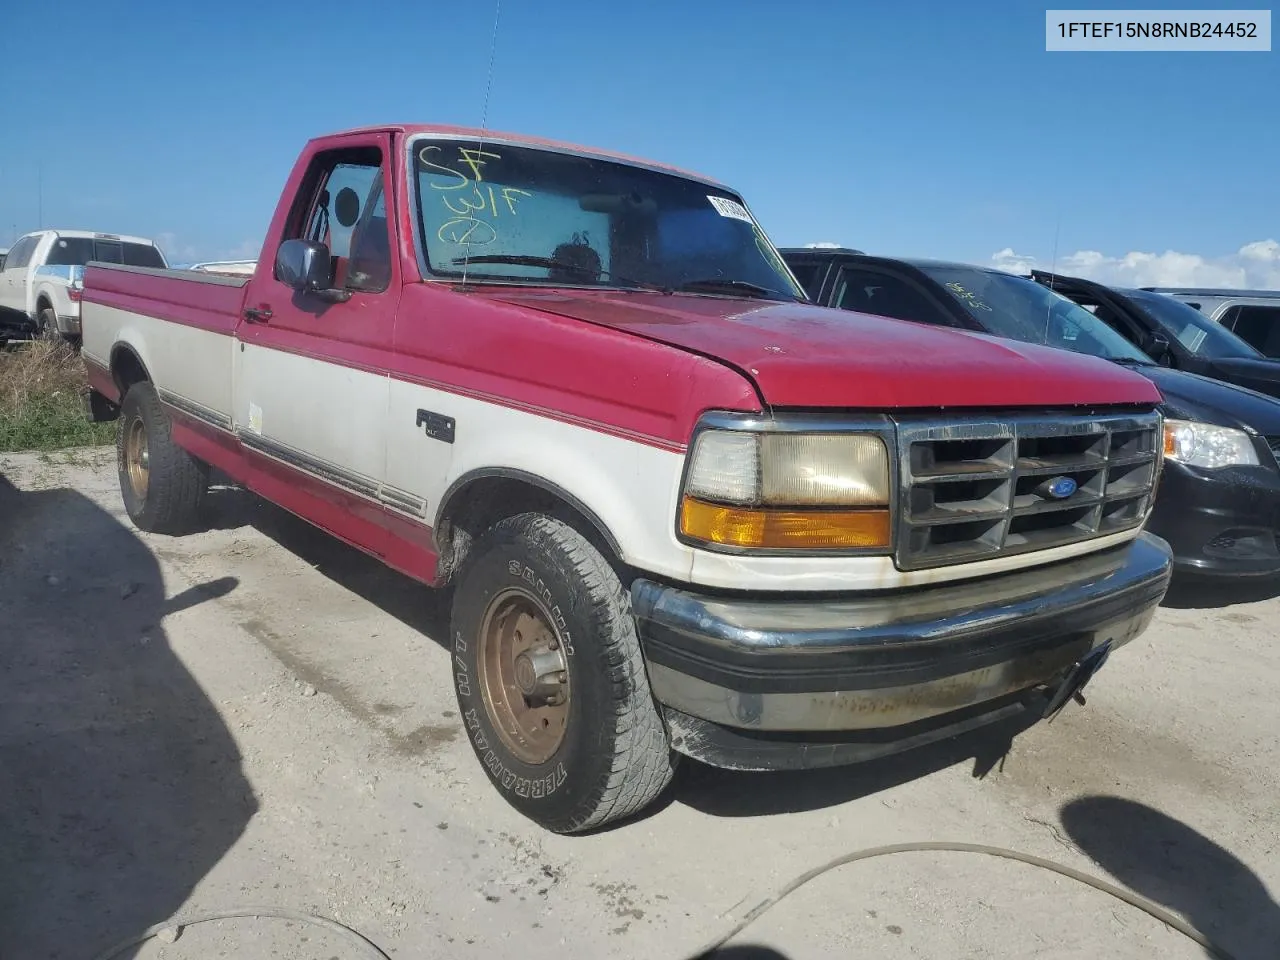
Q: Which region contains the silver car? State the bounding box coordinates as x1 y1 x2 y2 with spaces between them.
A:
1144 286 1280 357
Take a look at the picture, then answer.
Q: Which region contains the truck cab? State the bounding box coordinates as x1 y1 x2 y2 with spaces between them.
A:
80 125 1172 833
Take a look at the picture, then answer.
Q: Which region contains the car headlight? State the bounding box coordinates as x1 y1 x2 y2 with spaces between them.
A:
1163 419 1259 468
679 428 892 550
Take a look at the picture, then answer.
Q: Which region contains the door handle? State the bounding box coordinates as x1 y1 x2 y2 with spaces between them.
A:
243 305 273 323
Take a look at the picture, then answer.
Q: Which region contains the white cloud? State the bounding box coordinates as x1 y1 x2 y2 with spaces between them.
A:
154 232 200 265
221 238 262 260
990 239 1280 290
804 241 844 248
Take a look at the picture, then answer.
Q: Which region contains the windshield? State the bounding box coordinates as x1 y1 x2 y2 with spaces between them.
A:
915 264 1153 363
1124 289 1263 360
45 236 166 268
410 137 803 300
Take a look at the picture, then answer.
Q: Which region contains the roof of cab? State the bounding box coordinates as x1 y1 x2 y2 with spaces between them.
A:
26 228 159 246
312 123 726 187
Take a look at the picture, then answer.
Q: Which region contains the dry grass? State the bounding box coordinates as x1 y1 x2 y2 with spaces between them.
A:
0 341 116 451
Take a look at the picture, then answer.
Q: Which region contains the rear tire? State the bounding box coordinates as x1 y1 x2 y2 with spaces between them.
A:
450 513 676 833
117 381 209 533
38 306 61 342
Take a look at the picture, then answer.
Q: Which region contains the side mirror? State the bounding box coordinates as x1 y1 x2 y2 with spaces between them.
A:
276 239 332 293
1144 332 1172 365
275 239 351 303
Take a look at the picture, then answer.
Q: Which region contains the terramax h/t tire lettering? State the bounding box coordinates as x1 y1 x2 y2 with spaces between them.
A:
451 513 676 833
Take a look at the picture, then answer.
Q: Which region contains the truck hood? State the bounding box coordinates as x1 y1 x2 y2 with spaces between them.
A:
477 289 1163 409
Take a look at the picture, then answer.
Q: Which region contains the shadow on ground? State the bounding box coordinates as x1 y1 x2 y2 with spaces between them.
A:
201 482 1052 824
0 475 255 959
1159 571 1280 610
1061 796 1280 959
200 482 452 647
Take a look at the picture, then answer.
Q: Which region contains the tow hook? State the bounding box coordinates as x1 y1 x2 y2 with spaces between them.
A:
1044 639 1113 722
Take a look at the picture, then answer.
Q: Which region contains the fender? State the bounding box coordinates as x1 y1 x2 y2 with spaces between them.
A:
435 419 692 582
435 467 625 561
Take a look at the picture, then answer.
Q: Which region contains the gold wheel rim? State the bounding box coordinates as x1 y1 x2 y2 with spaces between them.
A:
125 418 150 501
476 586 571 765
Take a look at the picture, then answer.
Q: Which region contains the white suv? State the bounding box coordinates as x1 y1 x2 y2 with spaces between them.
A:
0 230 167 342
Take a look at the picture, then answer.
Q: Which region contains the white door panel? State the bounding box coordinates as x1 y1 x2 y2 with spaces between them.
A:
234 343 389 485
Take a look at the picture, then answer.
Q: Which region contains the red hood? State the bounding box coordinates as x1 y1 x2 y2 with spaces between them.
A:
477 289 1163 409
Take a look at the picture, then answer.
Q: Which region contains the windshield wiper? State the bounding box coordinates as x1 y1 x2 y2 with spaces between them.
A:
1108 356 1156 367
450 255 670 293
675 278 790 300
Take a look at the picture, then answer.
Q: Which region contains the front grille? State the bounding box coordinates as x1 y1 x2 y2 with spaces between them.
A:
1266 437 1280 463
895 412 1162 570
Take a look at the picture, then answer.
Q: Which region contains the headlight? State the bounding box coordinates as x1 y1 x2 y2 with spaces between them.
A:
679 429 892 550
1163 419 1259 468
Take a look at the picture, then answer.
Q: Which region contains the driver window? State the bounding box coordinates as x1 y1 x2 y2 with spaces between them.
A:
835 269 949 327
295 147 393 293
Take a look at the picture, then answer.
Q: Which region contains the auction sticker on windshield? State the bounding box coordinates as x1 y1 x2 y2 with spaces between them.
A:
707 195 754 223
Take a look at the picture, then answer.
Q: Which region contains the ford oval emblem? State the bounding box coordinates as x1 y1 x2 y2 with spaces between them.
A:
1046 476 1078 499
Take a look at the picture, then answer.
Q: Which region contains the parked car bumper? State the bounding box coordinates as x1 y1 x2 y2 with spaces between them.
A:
1145 459 1280 576
630 532 1172 771
56 314 81 336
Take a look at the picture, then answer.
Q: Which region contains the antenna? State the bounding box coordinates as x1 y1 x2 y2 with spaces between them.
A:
1044 210 1061 340
460 0 502 289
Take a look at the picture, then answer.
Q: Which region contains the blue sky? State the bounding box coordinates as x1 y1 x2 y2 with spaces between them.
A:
2 0 1276 284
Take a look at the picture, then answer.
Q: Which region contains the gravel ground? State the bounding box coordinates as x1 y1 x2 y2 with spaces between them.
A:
2 447 1278 960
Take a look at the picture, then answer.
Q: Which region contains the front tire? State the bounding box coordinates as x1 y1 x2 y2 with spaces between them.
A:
117 381 209 533
451 513 676 833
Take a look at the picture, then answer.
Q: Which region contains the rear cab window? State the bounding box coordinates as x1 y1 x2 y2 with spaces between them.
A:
44 236 166 269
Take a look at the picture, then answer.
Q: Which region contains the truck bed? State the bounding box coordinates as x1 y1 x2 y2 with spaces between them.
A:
80 262 247 428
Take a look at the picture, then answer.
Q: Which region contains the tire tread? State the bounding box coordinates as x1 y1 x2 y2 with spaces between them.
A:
481 513 675 832
118 381 208 534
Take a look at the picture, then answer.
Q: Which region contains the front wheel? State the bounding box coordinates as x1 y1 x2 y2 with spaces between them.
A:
450 513 676 833
117 381 209 533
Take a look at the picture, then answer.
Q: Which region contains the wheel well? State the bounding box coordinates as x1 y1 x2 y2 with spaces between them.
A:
435 475 624 585
36 295 53 314
111 346 150 397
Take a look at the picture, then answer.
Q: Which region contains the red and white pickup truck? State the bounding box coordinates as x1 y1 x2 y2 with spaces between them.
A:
81 124 1173 833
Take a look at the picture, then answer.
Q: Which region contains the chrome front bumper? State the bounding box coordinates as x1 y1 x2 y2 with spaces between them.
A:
630 532 1171 743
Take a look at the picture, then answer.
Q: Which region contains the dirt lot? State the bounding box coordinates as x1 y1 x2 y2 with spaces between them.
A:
2 447 1278 960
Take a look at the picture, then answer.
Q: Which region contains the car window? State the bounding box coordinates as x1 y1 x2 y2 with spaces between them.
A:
44 237 165 269
293 146 393 294
834 268 951 326
4 236 37 270
1124 290 1263 360
785 260 824 298
1220 305 1280 358
411 137 803 300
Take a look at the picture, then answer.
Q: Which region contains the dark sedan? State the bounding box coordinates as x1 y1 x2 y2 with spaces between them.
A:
781 248 1280 576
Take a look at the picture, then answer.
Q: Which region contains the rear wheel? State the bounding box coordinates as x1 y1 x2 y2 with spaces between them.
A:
450 513 676 833
37 306 61 342
117 381 209 533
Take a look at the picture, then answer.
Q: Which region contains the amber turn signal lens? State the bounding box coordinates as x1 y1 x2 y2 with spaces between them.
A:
679 496 891 550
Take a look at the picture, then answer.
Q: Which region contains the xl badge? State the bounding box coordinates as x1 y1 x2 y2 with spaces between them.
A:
1045 476 1078 499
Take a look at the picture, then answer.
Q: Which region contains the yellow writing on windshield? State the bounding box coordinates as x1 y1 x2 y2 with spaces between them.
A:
946 281 993 312
418 145 532 247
